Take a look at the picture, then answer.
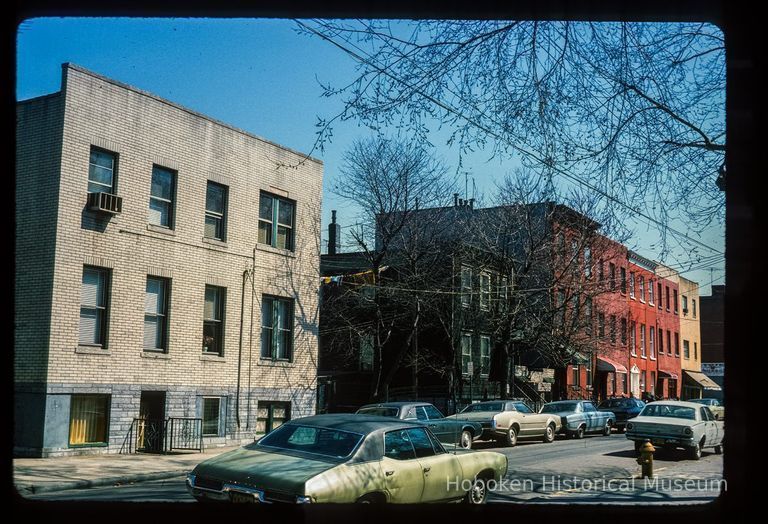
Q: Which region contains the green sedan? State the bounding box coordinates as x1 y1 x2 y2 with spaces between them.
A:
186 414 508 503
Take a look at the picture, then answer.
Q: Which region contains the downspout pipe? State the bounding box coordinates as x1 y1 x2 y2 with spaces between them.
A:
236 268 247 429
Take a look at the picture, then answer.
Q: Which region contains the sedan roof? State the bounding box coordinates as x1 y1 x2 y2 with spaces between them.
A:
288 413 420 434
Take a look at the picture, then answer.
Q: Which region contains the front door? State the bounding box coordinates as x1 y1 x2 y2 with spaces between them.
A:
382 430 425 502
138 391 166 453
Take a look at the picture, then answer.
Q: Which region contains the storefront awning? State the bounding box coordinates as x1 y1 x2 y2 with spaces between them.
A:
596 356 627 374
658 369 679 380
683 370 722 391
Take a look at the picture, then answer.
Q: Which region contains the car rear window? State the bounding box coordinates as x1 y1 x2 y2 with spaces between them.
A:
257 424 364 458
641 404 696 420
357 407 399 417
540 402 579 413
461 402 504 413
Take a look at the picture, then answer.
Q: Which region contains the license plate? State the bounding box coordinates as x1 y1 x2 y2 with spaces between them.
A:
230 492 257 503
652 439 665 446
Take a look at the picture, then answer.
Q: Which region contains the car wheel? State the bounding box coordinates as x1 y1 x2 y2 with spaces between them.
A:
574 425 585 439
463 476 488 504
603 420 612 436
542 423 555 443
460 430 473 450
356 493 384 504
688 441 702 460
714 444 723 455
505 426 518 447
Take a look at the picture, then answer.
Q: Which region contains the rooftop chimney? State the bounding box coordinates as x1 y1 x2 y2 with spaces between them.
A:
328 210 340 255
454 193 459 207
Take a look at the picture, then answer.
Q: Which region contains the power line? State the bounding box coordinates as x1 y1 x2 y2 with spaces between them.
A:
297 19 724 258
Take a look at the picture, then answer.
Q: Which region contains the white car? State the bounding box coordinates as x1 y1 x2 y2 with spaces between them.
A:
625 400 724 460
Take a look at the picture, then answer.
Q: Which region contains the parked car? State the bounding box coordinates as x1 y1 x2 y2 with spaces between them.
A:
356 402 483 449
625 400 724 460
447 400 561 446
597 398 645 432
689 398 724 420
186 414 507 503
539 400 615 439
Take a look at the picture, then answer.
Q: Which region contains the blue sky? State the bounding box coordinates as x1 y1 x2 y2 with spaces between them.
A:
16 17 724 294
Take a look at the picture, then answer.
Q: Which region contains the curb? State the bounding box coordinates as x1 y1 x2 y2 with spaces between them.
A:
16 468 191 496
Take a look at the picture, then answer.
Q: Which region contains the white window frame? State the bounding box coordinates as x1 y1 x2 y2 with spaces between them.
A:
479 272 491 311
479 335 491 376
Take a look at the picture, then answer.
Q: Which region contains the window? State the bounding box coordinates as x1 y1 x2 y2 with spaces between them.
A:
80 267 110 347
692 299 697 318
261 296 294 360
640 372 645 392
610 315 616 344
609 263 616 290
570 240 579 274
667 331 672 355
144 277 170 352
598 312 605 338
584 246 592 278
674 333 680 357
423 405 444 420
408 428 438 458
359 333 374 371
480 336 491 376
639 276 645 302
648 280 654 305
640 324 646 357
88 148 117 194
620 317 627 345
598 259 604 281
202 397 221 436
556 289 566 326
650 372 656 394
385 430 416 461
649 327 655 358
629 271 635 298
658 283 663 310
658 329 664 355
204 181 228 241
460 267 472 308
586 360 592 387
69 394 110 446
203 286 225 355
585 297 593 335
257 401 290 434
694 342 698 360
258 193 295 251
620 267 627 294
630 321 637 355
673 289 679 314
571 365 580 386
461 332 472 375
479 273 490 311
148 165 176 228
666 286 671 311
683 339 690 359
499 276 509 308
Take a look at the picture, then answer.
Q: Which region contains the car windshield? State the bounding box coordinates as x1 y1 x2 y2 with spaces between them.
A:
599 399 632 409
461 402 504 413
357 407 400 417
641 404 696 420
256 424 364 458
540 402 579 413
690 399 715 406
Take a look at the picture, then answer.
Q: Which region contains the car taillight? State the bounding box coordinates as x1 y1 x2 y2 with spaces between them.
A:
296 495 313 503
684 427 693 436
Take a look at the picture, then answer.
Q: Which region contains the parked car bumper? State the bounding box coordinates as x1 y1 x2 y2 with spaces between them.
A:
626 432 696 448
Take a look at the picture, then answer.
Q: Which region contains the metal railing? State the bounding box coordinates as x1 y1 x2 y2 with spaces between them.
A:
119 417 203 454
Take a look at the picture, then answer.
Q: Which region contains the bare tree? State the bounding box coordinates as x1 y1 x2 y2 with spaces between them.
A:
297 20 725 250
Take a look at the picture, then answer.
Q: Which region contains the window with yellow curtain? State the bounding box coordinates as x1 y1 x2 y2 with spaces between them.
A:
69 395 110 445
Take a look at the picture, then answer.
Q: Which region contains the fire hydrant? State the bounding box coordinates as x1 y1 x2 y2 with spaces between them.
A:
636 440 655 478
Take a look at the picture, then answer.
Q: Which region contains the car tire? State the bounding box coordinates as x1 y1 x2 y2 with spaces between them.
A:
356 493 384 504
603 420 612 436
460 430 473 450
688 441 702 460
505 426 518 447
463 476 488 504
542 423 556 443
574 425 585 439
714 444 723 455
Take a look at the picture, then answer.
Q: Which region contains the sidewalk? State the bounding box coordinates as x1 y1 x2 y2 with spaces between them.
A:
14 445 241 496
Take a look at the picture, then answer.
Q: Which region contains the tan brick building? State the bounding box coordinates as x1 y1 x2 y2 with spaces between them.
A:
15 64 323 457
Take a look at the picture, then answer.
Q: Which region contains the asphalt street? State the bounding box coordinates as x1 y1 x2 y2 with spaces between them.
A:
24 432 724 504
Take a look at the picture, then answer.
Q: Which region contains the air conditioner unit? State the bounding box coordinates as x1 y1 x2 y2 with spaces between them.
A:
87 192 123 214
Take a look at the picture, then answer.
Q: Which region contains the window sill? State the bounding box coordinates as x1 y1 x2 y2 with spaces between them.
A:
650 357 657 361
68 442 109 448
147 224 176 236
76 346 111 355
258 359 295 368
255 243 296 258
202 237 228 248
200 354 226 362
142 351 171 360
640 355 647 360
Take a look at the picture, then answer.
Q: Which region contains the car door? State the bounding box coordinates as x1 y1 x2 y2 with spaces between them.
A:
582 401 598 431
408 427 464 502
512 402 535 436
700 407 719 446
382 429 425 503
